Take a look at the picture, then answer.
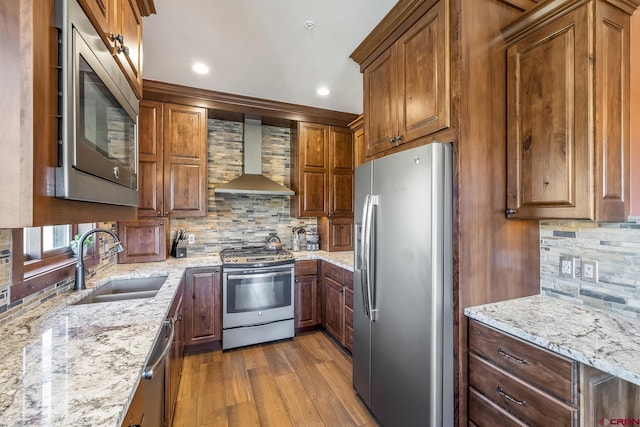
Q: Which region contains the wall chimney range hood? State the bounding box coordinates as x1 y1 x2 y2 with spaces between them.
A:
214 118 294 196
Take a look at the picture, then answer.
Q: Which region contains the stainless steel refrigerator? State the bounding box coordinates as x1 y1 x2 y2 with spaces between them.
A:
353 142 454 427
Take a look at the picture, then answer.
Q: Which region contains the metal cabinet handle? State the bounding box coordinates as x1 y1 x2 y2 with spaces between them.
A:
388 137 395 143
109 33 124 44
395 134 403 141
156 211 161 216
505 208 516 215
498 348 527 364
164 211 169 215
142 319 174 380
496 387 526 406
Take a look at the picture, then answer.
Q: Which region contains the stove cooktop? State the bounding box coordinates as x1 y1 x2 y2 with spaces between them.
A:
220 246 295 267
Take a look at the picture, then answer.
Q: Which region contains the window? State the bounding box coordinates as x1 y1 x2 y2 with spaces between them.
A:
11 223 98 302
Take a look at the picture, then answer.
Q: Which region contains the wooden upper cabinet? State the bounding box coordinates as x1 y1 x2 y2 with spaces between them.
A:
77 0 143 97
503 0 637 221
291 122 354 218
348 115 365 168
329 127 354 216
138 100 164 217
361 0 449 159
114 0 143 97
117 218 167 263
137 101 207 218
163 103 208 218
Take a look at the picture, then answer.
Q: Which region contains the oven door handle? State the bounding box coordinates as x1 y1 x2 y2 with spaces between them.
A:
227 271 291 281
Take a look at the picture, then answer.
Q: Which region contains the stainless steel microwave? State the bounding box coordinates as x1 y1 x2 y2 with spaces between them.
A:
54 0 139 206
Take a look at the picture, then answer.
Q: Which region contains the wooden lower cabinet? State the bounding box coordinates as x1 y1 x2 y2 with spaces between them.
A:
468 320 578 426
120 380 145 427
165 282 184 427
117 219 167 263
323 276 345 343
321 261 353 351
294 260 320 329
184 267 222 348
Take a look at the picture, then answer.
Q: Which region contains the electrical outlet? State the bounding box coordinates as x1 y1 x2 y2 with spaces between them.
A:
188 234 195 244
582 260 598 282
559 255 574 278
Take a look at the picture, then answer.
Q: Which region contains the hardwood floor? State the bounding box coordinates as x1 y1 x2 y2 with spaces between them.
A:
172 331 378 427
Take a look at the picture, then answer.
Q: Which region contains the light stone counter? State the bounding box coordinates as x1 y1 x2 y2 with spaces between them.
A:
0 251 353 426
293 250 354 271
464 295 640 387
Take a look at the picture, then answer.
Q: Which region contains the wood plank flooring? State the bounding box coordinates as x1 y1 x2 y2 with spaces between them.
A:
172 331 378 427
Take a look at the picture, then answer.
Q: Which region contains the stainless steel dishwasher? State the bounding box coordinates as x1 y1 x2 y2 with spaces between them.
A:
142 318 174 427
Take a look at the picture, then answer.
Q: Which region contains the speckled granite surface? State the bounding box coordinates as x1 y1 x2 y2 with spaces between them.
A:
464 295 640 387
0 251 352 426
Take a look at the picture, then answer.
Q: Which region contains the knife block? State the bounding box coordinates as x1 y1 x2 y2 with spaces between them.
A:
170 246 187 258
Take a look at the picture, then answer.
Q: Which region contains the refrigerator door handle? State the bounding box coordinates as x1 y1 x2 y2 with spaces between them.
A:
360 194 372 319
364 195 378 321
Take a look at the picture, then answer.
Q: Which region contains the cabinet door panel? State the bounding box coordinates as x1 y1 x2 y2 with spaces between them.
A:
117 219 166 263
185 268 222 346
506 7 591 218
364 48 397 157
302 171 327 214
330 174 354 216
137 100 163 217
77 0 113 41
329 127 354 216
300 123 328 168
323 276 344 344
397 1 449 142
295 275 319 328
167 164 203 212
115 0 142 96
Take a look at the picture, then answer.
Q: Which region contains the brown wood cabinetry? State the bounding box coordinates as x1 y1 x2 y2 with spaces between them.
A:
77 0 144 97
321 261 353 350
503 0 638 221
0 0 136 227
468 320 579 426
348 115 365 168
359 0 449 159
291 122 354 218
137 100 208 219
120 380 145 427
294 260 320 329
317 217 354 252
117 219 167 263
165 282 184 427
184 267 222 348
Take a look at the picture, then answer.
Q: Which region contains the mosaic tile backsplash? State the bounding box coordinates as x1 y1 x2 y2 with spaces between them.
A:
170 119 317 253
540 220 640 318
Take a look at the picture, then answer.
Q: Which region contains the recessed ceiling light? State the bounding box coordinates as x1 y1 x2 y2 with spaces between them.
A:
192 63 209 75
304 20 316 30
316 87 330 96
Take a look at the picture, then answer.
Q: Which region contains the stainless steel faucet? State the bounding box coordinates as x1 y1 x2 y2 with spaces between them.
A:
74 228 125 291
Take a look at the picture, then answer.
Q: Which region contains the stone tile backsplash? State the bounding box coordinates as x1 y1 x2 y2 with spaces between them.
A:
171 119 317 253
540 220 640 318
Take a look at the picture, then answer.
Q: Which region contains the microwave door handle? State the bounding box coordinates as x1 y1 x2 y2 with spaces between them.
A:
227 271 291 281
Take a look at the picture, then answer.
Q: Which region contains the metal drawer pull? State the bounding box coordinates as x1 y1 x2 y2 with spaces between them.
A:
497 387 526 406
498 348 527 364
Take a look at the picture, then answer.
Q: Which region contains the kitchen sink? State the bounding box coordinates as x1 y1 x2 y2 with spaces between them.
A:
74 276 168 305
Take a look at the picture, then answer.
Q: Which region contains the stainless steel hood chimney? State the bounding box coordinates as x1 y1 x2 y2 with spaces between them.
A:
214 118 294 195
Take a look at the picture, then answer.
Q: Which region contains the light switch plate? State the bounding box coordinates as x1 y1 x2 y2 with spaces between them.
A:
559 255 575 278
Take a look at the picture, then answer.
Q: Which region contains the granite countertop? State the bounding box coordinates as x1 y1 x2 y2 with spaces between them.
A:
464 295 640 387
0 250 352 426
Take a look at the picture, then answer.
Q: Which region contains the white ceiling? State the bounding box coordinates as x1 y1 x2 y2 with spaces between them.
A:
142 0 398 114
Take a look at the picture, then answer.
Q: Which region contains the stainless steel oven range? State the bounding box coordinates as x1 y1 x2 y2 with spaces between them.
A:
221 246 295 350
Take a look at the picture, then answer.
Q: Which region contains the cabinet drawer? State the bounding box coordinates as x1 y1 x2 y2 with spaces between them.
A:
344 270 353 289
345 325 353 352
295 260 318 277
469 320 576 402
469 353 577 426
469 387 526 427
324 262 345 283
345 306 353 328
344 288 353 309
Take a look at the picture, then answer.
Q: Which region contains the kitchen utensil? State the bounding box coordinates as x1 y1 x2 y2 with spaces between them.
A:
265 234 282 251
